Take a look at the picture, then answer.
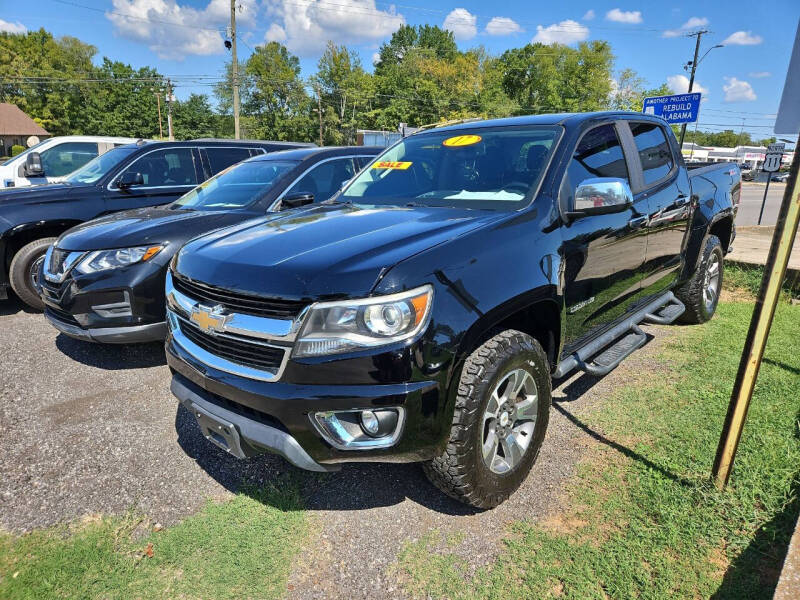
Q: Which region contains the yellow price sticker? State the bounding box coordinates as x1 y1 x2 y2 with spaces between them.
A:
372 161 412 170
443 134 482 147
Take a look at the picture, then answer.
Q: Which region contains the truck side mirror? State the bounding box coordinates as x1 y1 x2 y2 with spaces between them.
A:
118 172 144 189
23 152 44 178
567 178 633 219
281 191 314 209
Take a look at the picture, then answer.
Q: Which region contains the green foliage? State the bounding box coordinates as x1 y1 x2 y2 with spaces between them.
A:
0 482 307 599
10 145 25 156
609 69 671 112
172 94 218 140
395 298 800 599
683 129 776 149
498 41 615 114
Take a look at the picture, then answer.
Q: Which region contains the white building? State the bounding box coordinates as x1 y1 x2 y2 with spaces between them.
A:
681 142 792 169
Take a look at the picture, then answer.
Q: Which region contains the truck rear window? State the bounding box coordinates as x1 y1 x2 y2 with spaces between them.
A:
341 125 562 211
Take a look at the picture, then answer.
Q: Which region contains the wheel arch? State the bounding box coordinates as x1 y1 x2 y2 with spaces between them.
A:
451 286 563 386
2 220 81 273
708 215 734 255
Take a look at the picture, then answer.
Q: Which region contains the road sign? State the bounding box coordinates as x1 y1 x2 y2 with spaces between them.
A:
763 143 785 173
642 93 702 124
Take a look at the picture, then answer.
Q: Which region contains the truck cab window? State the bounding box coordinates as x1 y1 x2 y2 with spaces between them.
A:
563 124 630 209
205 147 253 175
39 142 99 177
286 158 357 202
630 122 674 186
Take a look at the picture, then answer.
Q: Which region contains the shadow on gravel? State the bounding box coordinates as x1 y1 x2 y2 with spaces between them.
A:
174 404 481 516
0 294 38 316
55 334 167 369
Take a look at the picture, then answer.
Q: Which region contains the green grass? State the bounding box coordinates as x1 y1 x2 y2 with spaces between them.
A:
395 296 800 599
0 483 307 600
724 261 800 298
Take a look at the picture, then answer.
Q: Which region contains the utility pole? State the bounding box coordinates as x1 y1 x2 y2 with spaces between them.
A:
230 0 240 139
315 85 323 146
152 87 163 139
166 79 174 141
678 30 708 149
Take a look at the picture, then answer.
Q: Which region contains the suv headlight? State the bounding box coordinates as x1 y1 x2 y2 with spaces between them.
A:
293 285 433 358
74 245 163 275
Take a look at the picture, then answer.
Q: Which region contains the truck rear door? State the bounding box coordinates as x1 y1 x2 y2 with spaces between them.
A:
560 122 650 350
620 120 692 298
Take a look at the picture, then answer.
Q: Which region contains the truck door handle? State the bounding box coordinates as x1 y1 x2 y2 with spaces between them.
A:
628 216 648 229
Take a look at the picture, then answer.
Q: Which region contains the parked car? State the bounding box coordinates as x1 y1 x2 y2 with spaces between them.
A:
164 113 740 507
771 172 790 182
0 139 313 309
40 146 381 343
0 135 139 188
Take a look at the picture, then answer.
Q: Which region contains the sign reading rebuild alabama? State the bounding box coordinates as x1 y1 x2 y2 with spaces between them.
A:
642 93 702 125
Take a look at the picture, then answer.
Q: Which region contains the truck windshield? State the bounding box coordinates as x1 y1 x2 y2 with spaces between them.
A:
170 159 300 211
340 125 562 210
65 147 136 184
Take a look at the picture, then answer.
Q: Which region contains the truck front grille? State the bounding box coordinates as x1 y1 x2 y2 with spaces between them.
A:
177 316 286 372
172 273 307 319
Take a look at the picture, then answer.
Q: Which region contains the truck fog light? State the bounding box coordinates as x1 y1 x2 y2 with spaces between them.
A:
360 410 380 436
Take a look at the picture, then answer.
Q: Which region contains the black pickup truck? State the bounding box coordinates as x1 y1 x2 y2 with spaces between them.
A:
165 112 739 508
0 139 311 309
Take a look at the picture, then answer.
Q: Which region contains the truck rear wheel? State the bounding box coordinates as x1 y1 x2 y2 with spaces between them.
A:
676 234 723 324
9 237 56 311
423 329 551 509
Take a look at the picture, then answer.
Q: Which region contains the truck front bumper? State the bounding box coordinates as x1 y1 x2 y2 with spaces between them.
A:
166 334 447 469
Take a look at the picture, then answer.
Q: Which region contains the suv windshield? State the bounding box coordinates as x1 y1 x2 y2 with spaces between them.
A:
65 146 137 184
171 159 299 211
341 125 562 210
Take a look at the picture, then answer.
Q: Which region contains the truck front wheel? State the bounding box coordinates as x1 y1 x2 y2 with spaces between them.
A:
424 330 551 509
676 234 723 324
9 237 56 311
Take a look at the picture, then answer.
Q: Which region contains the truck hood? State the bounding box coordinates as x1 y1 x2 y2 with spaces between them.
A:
0 182 85 203
57 206 260 251
175 203 506 300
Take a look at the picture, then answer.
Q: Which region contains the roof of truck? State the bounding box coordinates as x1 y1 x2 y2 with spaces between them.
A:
424 111 665 134
249 145 384 162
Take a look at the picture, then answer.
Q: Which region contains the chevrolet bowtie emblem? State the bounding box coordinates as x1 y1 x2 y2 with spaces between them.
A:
190 304 229 334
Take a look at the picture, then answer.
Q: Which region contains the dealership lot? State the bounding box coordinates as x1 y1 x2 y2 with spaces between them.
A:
0 294 680 596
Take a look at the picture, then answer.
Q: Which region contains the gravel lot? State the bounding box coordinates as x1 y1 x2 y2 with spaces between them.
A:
0 294 681 598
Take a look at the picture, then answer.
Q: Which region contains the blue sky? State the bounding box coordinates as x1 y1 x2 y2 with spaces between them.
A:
2 1 798 139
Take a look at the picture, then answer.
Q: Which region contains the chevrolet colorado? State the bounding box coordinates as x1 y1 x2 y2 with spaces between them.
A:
165 112 739 507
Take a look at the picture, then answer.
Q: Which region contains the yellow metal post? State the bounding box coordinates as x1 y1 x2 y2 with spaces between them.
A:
712 142 800 488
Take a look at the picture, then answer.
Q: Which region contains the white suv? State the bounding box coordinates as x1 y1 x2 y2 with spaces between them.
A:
0 136 140 188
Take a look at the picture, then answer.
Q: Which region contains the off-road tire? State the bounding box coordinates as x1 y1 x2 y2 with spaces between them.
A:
9 237 56 311
676 234 723 324
423 330 551 508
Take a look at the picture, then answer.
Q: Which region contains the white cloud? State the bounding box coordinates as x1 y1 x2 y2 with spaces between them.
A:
485 16 522 36
263 0 404 56
663 16 708 38
723 31 763 46
723 77 756 102
605 9 642 24
106 0 258 60
582 10 595 20
0 19 27 34
443 8 477 41
264 23 286 43
372 52 380 66
532 20 589 46
749 71 771 78
667 74 708 95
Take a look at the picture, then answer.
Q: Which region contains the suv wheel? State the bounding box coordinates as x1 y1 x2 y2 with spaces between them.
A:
9 237 57 311
423 330 551 508
676 234 723 324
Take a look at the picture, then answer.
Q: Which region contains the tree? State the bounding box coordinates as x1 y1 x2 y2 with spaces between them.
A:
374 24 458 75
607 69 670 112
311 42 373 145
172 94 217 140
499 41 614 114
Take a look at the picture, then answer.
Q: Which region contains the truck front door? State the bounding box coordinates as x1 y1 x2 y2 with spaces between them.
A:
560 122 649 351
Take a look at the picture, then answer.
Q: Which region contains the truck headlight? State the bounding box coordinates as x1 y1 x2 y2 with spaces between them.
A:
74 245 163 275
292 285 433 358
